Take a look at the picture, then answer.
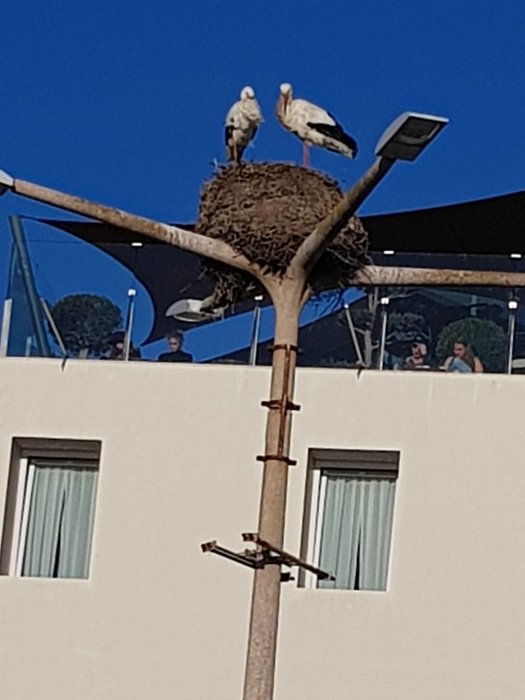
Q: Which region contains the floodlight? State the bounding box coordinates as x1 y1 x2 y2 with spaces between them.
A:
0 169 14 196
380 296 390 306
508 300 518 310
375 112 449 161
165 298 222 323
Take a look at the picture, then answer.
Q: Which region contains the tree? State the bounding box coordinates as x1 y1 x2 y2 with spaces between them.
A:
436 317 508 372
50 294 122 358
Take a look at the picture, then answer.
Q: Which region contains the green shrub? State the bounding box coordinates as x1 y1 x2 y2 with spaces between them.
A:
51 294 122 358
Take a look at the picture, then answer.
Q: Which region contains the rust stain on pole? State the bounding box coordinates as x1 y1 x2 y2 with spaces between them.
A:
242 290 302 700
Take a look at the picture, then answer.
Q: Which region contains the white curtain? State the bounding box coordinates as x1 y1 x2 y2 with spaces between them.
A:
22 463 98 579
22 466 65 577
318 474 396 591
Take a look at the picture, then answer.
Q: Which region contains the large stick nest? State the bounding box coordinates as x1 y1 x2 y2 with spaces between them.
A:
196 163 370 305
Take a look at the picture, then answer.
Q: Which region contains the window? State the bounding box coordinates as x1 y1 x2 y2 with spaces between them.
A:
302 449 399 591
0 438 101 579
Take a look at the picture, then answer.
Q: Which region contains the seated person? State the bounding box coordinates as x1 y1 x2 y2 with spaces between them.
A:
404 341 429 369
157 330 193 363
442 340 483 373
105 331 141 360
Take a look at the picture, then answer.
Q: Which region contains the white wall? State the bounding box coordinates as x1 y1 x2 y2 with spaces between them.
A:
0 358 523 699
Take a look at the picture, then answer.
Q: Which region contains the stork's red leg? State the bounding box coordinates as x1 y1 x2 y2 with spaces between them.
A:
302 142 309 167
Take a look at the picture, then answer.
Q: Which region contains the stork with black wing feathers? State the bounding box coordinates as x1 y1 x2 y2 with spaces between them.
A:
224 86 263 164
276 83 358 167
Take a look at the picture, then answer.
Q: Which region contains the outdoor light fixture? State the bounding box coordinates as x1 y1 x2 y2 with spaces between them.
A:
510 253 522 260
507 299 519 374
131 241 143 248
378 297 390 370
0 169 14 196
375 112 449 161
383 249 395 255
165 298 223 323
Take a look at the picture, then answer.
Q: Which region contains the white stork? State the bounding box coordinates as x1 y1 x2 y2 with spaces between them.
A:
276 83 358 166
224 86 262 164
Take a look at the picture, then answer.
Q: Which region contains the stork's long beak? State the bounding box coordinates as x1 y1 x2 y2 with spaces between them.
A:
279 92 289 113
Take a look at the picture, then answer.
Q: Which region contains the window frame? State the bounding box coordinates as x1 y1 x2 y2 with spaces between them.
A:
0 437 102 579
300 448 400 590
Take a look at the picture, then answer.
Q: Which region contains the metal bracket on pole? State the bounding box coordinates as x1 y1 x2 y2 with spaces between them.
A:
201 539 292 580
267 343 301 354
201 540 262 571
257 342 301 468
261 398 301 412
255 454 297 466
242 533 334 580
201 533 334 583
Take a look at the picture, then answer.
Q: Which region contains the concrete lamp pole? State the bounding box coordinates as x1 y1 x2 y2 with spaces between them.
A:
7 111 525 700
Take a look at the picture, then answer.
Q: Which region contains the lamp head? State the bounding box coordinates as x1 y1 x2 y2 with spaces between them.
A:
165 299 223 324
375 112 449 161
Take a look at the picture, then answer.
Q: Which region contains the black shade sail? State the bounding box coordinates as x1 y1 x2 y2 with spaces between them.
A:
39 189 525 344
363 189 525 255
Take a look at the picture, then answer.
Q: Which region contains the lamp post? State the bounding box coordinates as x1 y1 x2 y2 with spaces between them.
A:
123 288 137 362
378 296 390 370
507 298 518 374
0 112 451 700
249 295 264 366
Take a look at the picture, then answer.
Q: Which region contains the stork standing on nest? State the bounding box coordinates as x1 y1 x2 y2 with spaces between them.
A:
224 86 263 164
276 83 358 167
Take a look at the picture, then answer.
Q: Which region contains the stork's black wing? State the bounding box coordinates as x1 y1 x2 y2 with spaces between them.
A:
225 124 234 146
308 119 358 156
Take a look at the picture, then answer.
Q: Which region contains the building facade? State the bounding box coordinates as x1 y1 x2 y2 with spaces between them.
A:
0 358 523 698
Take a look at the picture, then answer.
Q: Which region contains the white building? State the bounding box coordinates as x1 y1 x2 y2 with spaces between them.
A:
0 356 523 699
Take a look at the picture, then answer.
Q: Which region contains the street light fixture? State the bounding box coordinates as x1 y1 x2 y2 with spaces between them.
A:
507 298 519 374
166 298 223 323
300 112 449 277
375 112 449 161
378 297 390 370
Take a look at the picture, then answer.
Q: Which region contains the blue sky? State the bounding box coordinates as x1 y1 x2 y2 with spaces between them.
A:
1 2 525 358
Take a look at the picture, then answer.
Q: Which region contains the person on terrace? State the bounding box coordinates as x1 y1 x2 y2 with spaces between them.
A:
404 340 430 369
442 340 483 373
157 330 193 363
